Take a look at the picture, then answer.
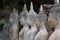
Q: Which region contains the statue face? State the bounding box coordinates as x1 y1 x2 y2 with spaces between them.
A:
9 17 14 23
46 21 54 31
36 23 40 30
46 13 55 37
46 13 54 30
46 21 54 37
35 19 41 30
9 12 18 24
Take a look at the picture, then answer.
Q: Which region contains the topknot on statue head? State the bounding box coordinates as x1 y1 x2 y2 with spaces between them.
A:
50 0 60 15
54 0 60 4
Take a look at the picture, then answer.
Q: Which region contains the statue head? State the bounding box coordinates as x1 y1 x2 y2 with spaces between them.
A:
26 2 37 27
9 8 18 24
46 13 58 31
20 4 28 25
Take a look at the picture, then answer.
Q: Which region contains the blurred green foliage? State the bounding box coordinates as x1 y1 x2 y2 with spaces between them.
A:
0 19 6 25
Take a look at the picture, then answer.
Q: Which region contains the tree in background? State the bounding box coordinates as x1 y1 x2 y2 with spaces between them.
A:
2 0 54 13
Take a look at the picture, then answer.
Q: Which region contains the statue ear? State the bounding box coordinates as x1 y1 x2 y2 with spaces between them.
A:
16 10 18 13
48 13 52 21
35 19 40 26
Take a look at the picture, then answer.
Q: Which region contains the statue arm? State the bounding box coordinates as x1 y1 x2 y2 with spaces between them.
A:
19 27 24 36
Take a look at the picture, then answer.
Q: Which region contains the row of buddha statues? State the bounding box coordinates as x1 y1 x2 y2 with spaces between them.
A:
1 0 60 40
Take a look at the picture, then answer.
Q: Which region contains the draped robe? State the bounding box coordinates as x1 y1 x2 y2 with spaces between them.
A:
26 25 38 40
34 22 48 40
19 24 29 40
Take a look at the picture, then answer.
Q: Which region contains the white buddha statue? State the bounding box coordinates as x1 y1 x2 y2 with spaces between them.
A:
26 2 38 40
34 5 48 40
9 8 19 40
48 13 60 40
19 4 29 40
48 0 60 39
